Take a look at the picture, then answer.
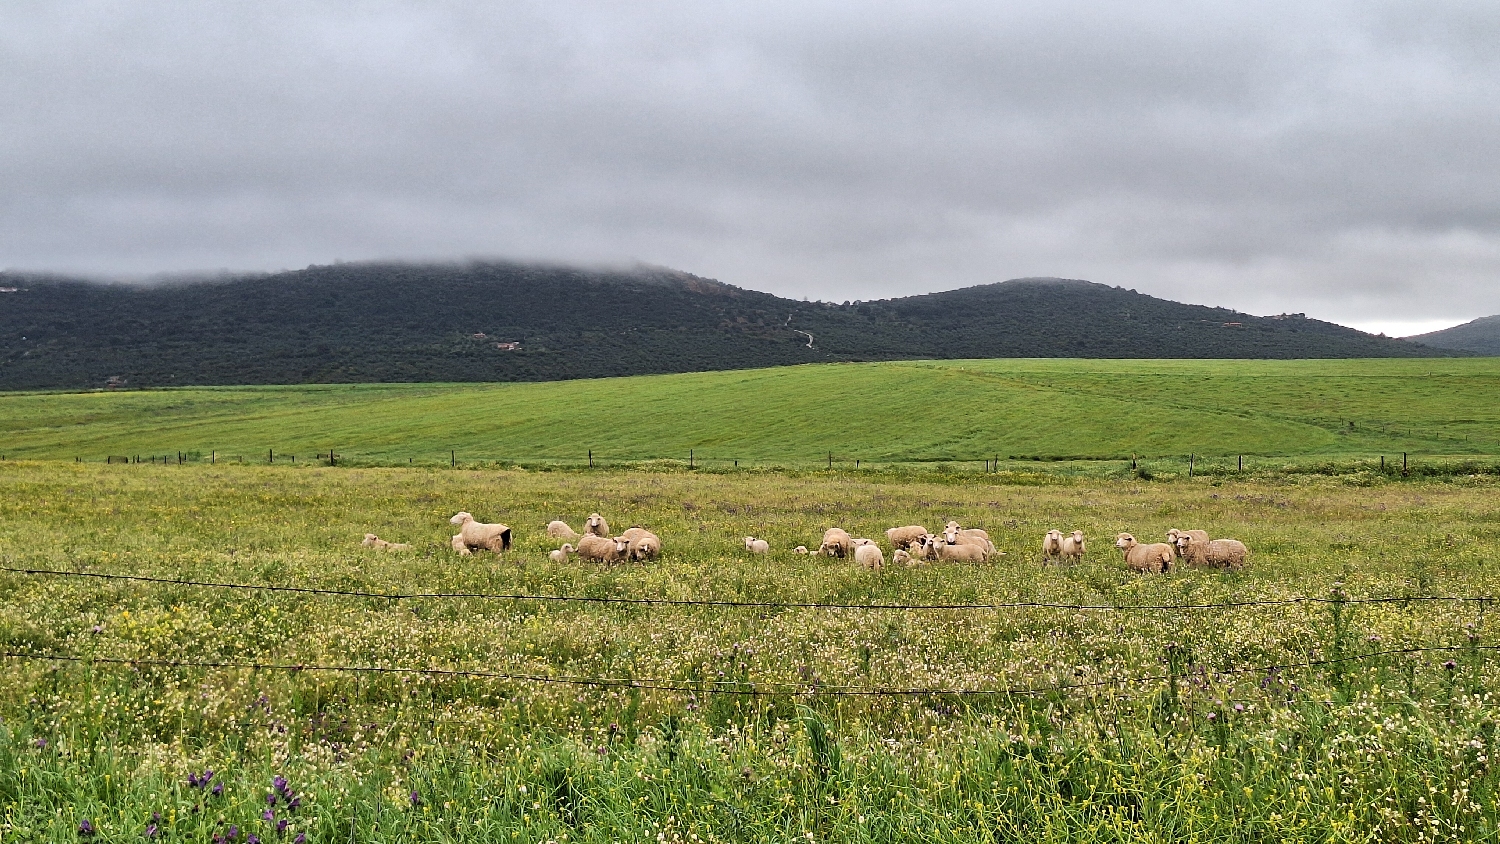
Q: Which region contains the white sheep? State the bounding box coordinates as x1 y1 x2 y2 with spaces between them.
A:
449 512 513 554
576 533 630 563
622 527 662 561
885 525 929 551
853 541 885 569
892 549 913 566
1166 529 1209 559
584 512 611 537
943 523 997 557
794 545 809 555
361 533 411 550
547 520 581 541
1175 535 1249 569
1041 529 1064 563
548 543 575 564
743 536 771 554
817 528 853 558
451 534 472 556
1059 530 1086 562
921 533 988 563
1115 533 1173 574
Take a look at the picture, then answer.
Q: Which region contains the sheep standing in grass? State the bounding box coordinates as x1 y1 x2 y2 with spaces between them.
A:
549 543 575 564
576 533 630 563
584 513 611 537
547 520 581 541
885 525 929 551
1115 533 1172 574
1041 529 1064 563
362 534 411 550
744 537 770 554
1166 529 1209 559
622 527 662 561
1059 530 1086 562
818 528 853 558
853 539 884 570
449 512 512 554
1176 534 1249 569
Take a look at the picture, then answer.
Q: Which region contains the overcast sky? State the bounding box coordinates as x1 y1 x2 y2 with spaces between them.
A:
4 1 1498 334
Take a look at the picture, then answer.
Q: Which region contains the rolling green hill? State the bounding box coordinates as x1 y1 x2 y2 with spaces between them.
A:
1409 315 1500 356
0 263 1456 391
2 358 1496 468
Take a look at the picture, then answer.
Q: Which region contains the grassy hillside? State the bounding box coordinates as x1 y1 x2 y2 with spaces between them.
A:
1410 314 1500 355
0 263 1456 390
2 358 1497 467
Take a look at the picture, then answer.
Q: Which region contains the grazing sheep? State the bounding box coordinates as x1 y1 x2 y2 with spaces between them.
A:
576 533 630 563
1041 529 1064 563
449 512 513 554
885 525 929 551
548 543 575 564
1175 535 1249 569
794 545 809 555
1166 529 1210 558
892 549 913 566
1115 533 1173 574
743 536 771 554
451 534 472 556
622 527 662 561
584 513 611 537
547 520 581 541
361 533 411 550
854 542 885 569
817 528 853 558
1059 530 1086 562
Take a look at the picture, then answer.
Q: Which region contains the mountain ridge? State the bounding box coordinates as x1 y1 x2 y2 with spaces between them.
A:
1408 315 1500 356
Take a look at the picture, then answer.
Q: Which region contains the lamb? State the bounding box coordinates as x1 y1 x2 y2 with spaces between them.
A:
892 549 913 566
885 525 929 551
793 545 809 555
853 541 885 570
576 533 630 563
622 527 662 561
584 513 611 537
548 543 575 564
743 537 771 554
1166 529 1210 558
1059 530 1086 562
817 528 853 558
1041 529 1064 563
361 533 411 550
547 520 581 541
1115 533 1173 574
1175 535 1249 569
449 512 513 554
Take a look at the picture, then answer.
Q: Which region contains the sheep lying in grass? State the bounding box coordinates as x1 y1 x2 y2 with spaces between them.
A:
885 525 929 551
853 539 884 569
1060 530 1086 562
1041 529 1064 563
1175 534 1249 569
743 537 770 554
892 549 913 566
1115 533 1172 574
549 543 575 564
584 513 611 537
622 527 662 561
943 523 997 557
449 512 512 554
794 545 809 555
920 533 988 563
576 533 630 563
361 533 411 550
1166 529 1209 559
547 520 581 541
451 534 472 556
818 528 853 558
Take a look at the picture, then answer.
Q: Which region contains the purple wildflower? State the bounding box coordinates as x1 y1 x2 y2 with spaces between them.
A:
33 738 47 749
286 795 300 811
78 819 96 835
146 823 159 838
1233 703 1245 713
212 783 224 797
226 825 238 840
1444 660 1459 671
272 776 289 795
263 809 275 822
248 836 261 844
410 790 422 807
267 792 277 806
276 819 288 834
294 834 306 844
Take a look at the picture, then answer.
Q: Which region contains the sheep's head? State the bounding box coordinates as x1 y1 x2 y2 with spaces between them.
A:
364 533 378 541
613 537 630 554
1115 532 1137 549
1175 534 1191 553
449 512 473 525
1166 528 1183 543
794 545 808 554
743 537 757 549
1070 531 1085 544
943 525 960 544
561 543 575 553
587 513 606 530
1045 529 1062 543
853 537 874 546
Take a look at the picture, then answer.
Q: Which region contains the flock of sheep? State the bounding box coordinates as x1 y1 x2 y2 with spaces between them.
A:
365 514 1248 574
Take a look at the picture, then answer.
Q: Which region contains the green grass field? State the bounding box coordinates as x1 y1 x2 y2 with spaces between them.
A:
3 461 1500 842
2 358 1498 470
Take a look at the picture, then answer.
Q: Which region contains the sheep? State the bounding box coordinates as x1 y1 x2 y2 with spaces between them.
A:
944 521 990 542
794 545 809 555
361 533 411 550
1175 534 1249 569
548 543 575 564
743 536 771 554
943 523 997 557
921 533 988 563
853 542 885 570
451 534 472 556
1059 530 1086 562
576 533 630 563
1115 533 1173 574
584 513 611 537
1166 529 1210 558
892 549 913 566
817 528 853 558
547 520 581 541
885 525 929 551
1041 529 1064 563
449 512 513 554
622 527 662 561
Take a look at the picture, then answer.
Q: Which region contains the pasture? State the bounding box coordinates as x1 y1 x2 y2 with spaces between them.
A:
2 460 1499 841
2 358 1499 472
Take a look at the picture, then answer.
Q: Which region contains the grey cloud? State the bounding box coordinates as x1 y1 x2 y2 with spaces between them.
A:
2 0 1498 324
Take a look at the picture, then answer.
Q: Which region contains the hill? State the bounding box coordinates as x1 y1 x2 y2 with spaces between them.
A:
1 358 1495 466
1408 315 1500 356
0 262 1457 390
